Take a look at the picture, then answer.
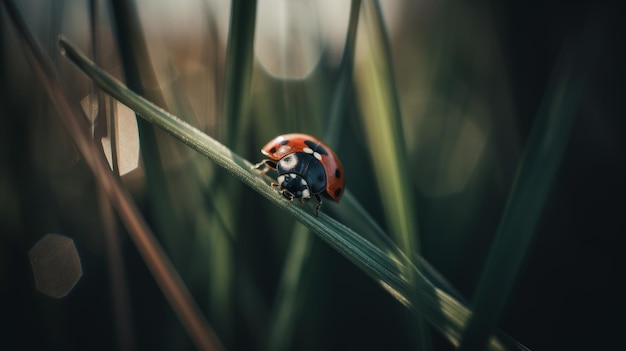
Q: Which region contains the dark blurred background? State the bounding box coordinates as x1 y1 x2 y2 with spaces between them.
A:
1 0 624 350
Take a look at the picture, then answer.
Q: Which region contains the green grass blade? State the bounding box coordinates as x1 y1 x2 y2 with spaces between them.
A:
222 0 257 148
358 0 420 259
267 224 314 351
325 0 361 146
356 1 430 348
266 3 361 348
211 1 258 337
109 0 182 252
59 36 530 350
459 32 598 351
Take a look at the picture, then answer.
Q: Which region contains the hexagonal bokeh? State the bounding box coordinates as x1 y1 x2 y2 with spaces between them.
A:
29 234 82 298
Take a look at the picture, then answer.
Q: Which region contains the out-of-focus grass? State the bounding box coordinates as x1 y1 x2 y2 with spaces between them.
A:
355 1 430 349
57 35 529 350
267 2 360 350
459 26 600 350
2 1 224 349
1 0 613 350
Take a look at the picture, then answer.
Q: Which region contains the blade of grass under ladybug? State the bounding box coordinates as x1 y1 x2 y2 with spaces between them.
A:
58 36 530 350
458 26 601 351
328 191 470 305
356 1 430 349
2 3 224 350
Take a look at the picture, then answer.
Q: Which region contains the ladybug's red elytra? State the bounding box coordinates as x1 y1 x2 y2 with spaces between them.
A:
254 133 345 216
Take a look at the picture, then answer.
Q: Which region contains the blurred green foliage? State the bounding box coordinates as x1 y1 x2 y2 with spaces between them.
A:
1 1 623 350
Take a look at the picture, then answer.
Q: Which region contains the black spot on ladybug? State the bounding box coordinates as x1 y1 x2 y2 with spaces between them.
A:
269 147 276 153
335 169 341 178
281 139 290 145
304 140 328 155
334 188 342 197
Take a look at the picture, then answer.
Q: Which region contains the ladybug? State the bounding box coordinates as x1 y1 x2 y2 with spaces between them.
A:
255 133 344 216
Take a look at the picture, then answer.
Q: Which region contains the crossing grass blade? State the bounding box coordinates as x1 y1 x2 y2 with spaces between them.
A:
267 223 315 351
59 35 530 351
357 0 421 263
459 27 600 351
2 2 224 349
266 2 361 349
222 0 257 149
109 0 182 254
210 2 258 337
90 1 136 349
355 1 430 348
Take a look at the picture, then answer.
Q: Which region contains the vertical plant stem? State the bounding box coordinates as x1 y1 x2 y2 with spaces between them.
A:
267 224 314 351
356 1 431 349
325 0 361 146
90 1 135 350
267 3 361 349
358 0 420 256
109 0 179 244
459 33 596 351
1 2 224 350
223 0 257 148
98 186 136 351
204 0 257 341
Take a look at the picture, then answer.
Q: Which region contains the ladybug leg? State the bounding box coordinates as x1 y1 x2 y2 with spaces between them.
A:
285 191 295 201
282 190 295 204
253 159 276 174
272 185 295 204
252 159 269 169
314 194 322 217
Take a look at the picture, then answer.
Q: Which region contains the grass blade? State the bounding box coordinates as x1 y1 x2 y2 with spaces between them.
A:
356 1 430 348
222 0 257 148
267 3 361 349
357 0 421 260
267 223 314 351
90 1 135 350
325 0 361 146
210 1 258 337
2 2 224 350
59 35 530 351
109 0 182 254
459 29 599 351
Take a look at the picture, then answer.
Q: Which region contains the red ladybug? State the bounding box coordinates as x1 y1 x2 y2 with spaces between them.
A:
255 133 344 215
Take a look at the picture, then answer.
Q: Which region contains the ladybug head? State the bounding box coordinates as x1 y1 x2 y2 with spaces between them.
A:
276 173 311 200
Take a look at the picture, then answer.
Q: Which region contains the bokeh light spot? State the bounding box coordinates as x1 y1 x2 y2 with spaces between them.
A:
29 234 82 298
